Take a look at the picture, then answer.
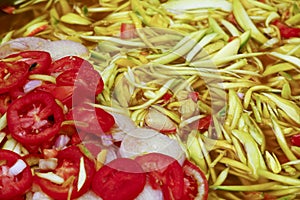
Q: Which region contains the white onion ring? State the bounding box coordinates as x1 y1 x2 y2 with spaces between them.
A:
119 128 186 165
0 37 89 60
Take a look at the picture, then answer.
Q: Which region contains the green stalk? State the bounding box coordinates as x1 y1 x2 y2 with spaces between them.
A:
232 0 268 44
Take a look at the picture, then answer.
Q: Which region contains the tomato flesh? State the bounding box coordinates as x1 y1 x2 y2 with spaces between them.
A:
291 134 300 147
92 158 146 200
182 160 208 200
0 150 32 200
5 51 51 74
0 61 29 94
7 91 64 146
35 145 95 199
135 153 184 200
49 56 92 74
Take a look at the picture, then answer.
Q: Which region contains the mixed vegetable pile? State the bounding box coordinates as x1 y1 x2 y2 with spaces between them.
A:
0 0 300 199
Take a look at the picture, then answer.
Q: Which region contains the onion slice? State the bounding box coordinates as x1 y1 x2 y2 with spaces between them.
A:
9 159 27 176
23 80 43 93
145 108 176 134
119 128 186 165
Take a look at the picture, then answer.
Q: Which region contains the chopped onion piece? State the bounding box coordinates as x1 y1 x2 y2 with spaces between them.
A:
0 132 6 144
9 159 27 176
35 172 64 184
145 109 176 133
23 80 43 93
77 157 86 191
136 184 163 200
39 158 58 170
54 135 70 150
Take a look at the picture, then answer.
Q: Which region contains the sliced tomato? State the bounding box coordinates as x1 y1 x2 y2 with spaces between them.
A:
67 104 115 135
0 93 11 115
51 85 74 108
7 91 64 146
0 150 32 200
181 160 208 200
92 158 146 200
120 23 137 39
0 61 29 94
48 56 92 74
5 51 51 74
35 145 95 199
135 153 184 200
57 67 104 97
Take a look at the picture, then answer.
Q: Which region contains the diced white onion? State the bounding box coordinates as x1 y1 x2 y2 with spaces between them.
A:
38 158 58 170
135 184 163 200
32 191 52 200
23 80 43 93
9 159 27 176
54 135 70 150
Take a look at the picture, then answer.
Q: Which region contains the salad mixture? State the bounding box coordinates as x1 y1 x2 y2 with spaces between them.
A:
0 0 300 199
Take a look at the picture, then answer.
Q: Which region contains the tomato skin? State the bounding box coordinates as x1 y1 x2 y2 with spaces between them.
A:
49 56 92 74
35 145 96 199
5 51 51 74
67 104 115 135
0 61 29 94
181 160 208 200
0 150 33 200
92 158 146 200
7 91 64 146
291 134 300 147
135 153 184 200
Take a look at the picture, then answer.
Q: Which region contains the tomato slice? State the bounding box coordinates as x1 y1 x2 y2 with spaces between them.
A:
5 51 51 74
0 61 29 94
92 158 146 200
35 145 95 199
0 150 32 200
49 56 92 74
135 153 184 200
7 91 64 146
67 104 115 135
56 67 104 97
51 85 74 108
182 160 208 200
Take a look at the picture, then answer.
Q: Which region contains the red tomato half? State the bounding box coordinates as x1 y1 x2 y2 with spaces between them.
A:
49 56 92 74
5 51 51 74
182 160 208 200
67 104 115 135
0 61 29 94
0 150 33 200
135 153 184 200
92 158 146 200
35 145 95 199
7 91 64 146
